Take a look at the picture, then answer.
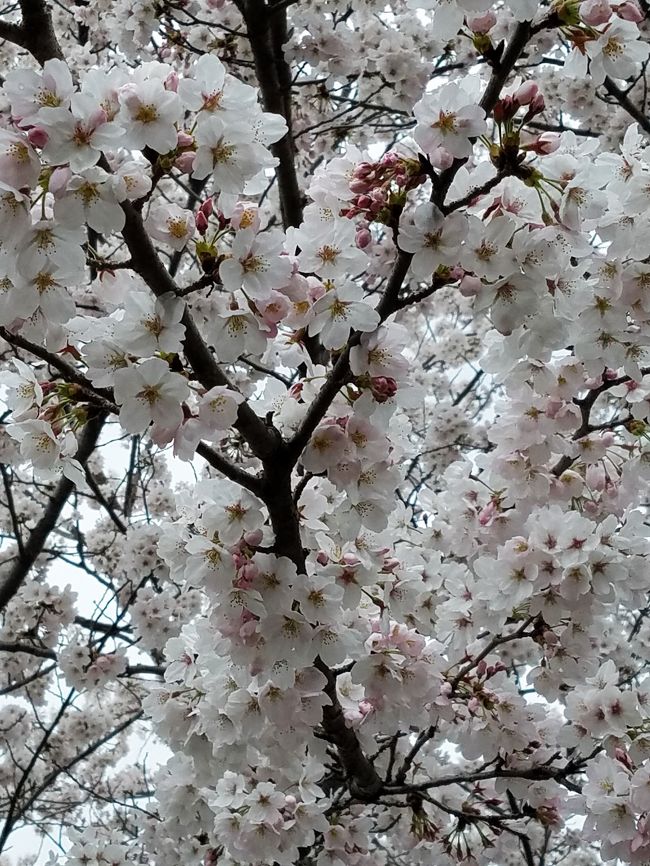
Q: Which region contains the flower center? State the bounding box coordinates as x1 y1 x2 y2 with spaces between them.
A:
134 103 159 124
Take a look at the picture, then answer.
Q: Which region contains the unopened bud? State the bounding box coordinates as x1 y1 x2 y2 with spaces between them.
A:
174 152 195 174
617 0 644 20
196 211 209 235
27 126 48 148
459 275 483 297
515 81 539 105
350 178 371 194
353 161 374 178
532 132 561 155
243 528 263 547
580 0 613 23
370 376 398 402
356 228 372 249
467 10 497 31
49 165 71 196
165 71 180 92
177 130 194 148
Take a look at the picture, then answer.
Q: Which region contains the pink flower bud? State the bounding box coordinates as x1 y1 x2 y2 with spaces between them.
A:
534 132 561 154
317 551 329 565
200 197 214 217
49 165 72 197
165 71 180 92
358 700 374 716
342 552 360 566
174 151 195 173
515 81 539 105
586 465 607 491
204 849 219 866
617 0 644 20
494 95 518 122
467 10 497 32
176 130 194 148
349 178 371 194
27 126 48 148
459 275 483 297
525 93 545 120
240 562 259 582
353 161 374 178
429 146 454 170
232 552 247 568
530 93 546 114
476 659 488 677
478 501 497 526
196 211 209 235
580 0 612 24
356 228 372 249
370 376 397 402
244 528 263 547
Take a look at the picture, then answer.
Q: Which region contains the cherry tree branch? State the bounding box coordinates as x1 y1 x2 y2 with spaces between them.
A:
237 0 305 230
0 707 144 850
0 327 116 412
0 410 108 613
603 76 650 136
0 0 63 65
2 324 265 495
119 202 281 462
286 19 540 465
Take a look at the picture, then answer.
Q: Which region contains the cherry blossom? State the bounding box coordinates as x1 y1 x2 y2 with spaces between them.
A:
113 358 189 434
413 79 487 159
3 4 650 866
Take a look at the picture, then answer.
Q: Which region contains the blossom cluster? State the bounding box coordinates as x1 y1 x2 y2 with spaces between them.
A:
4 1 650 866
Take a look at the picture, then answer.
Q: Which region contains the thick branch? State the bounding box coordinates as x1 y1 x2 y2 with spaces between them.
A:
0 0 63 66
119 202 279 461
238 0 304 230
260 467 382 798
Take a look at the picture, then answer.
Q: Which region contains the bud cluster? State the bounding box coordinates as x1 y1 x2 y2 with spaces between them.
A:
343 153 427 239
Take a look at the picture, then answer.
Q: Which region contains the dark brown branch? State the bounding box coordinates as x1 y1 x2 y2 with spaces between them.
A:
0 411 108 612
0 0 63 66
0 464 25 560
119 202 280 462
238 0 304 230
196 441 265 495
1 708 144 850
0 327 116 412
0 663 56 697
603 76 650 136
